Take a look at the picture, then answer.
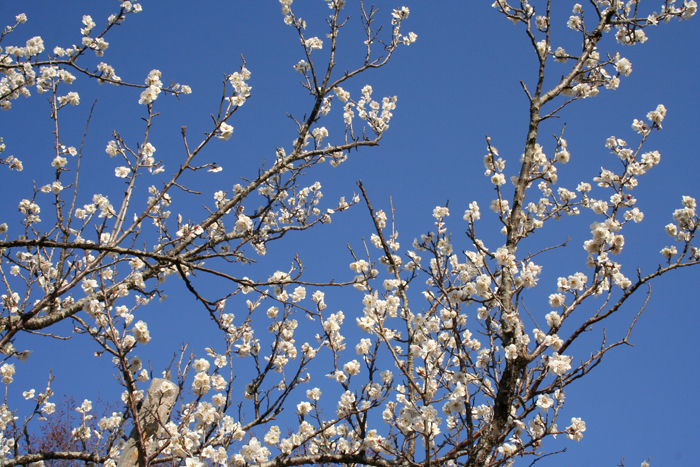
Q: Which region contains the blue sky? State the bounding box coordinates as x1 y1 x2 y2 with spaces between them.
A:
1 1 699 466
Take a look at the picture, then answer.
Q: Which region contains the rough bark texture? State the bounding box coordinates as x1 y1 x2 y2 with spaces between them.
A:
117 379 179 467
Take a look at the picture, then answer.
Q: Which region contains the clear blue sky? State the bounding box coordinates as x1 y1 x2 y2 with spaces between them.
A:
1 2 698 466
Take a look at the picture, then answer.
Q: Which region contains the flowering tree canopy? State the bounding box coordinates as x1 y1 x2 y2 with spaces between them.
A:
0 1 698 467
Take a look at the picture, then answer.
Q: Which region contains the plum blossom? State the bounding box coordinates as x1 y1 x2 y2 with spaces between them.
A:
647 104 666 126
536 394 554 410
661 246 677 259
234 214 253 233
343 359 361 376
615 57 632 76
0 364 15 384
547 352 572 376
217 122 234 140
294 60 310 73
304 37 323 51
138 70 162 104
566 417 586 441
58 92 80 106
132 321 150 345
115 166 130 178
545 311 562 328
312 127 328 142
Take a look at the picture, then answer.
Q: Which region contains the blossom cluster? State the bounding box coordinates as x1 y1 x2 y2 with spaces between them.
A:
0 5 146 111
492 1 696 100
0 3 696 467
